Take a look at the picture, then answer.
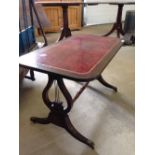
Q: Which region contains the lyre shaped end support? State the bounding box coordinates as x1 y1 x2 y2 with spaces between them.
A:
57 78 73 114
42 75 73 114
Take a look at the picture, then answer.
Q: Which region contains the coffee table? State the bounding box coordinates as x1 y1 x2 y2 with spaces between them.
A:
19 34 122 149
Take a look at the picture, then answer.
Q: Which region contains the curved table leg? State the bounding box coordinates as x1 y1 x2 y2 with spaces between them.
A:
31 111 94 149
119 24 125 36
64 115 95 149
57 28 65 41
57 5 72 41
97 75 117 92
31 116 51 124
25 69 35 81
30 75 95 149
58 28 72 41
104 4 124 38
30 69 35 81
104 24 117 37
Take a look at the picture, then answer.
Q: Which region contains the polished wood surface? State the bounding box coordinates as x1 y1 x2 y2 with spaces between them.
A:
19 34 122 149
19 35 122 80
104 1 135 38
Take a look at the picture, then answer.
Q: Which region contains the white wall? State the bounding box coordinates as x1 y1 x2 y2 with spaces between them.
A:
84 0 135 25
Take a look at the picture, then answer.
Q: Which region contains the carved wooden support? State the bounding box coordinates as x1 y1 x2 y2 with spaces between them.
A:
31 74 94 149
104 4 125 38
97 75 117 92
58 5 72 41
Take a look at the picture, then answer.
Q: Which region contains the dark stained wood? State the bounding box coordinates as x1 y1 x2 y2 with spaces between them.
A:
25 69 36 81
98 75 117 92
57 4 72 41
104 1 135 38
109 2 135 5
19 35 122 81
31 74 94 149
20 34 122 149
72 82 89 103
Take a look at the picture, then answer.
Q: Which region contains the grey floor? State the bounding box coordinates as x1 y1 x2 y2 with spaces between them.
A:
19 24 135 155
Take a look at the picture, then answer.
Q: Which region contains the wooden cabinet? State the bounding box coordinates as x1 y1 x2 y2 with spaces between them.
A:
42 0 82 32
44 6 63 32
68 5 82 30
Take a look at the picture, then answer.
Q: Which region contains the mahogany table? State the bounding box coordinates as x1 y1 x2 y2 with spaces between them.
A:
19 34 122 149
104 1 135 38
35 0 84 41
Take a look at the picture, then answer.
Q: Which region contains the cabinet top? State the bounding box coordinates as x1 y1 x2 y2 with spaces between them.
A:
35 0 135 6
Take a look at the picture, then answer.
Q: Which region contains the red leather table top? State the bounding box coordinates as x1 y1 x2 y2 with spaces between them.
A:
19 35 122 80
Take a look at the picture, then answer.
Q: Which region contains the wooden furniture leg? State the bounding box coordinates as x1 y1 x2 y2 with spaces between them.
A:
58 5 72 41
25 69 35 81
30 69 35 81
97 75 117 92
23 0 49 81
104 4 124 38
31 74 94 149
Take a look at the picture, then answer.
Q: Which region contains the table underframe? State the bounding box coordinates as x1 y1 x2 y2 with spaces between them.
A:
30 73 117 149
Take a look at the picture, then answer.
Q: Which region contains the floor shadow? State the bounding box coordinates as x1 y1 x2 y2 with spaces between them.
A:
77 81 135 116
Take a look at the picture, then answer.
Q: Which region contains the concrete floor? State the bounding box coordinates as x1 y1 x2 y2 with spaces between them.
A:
19 24 135 155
